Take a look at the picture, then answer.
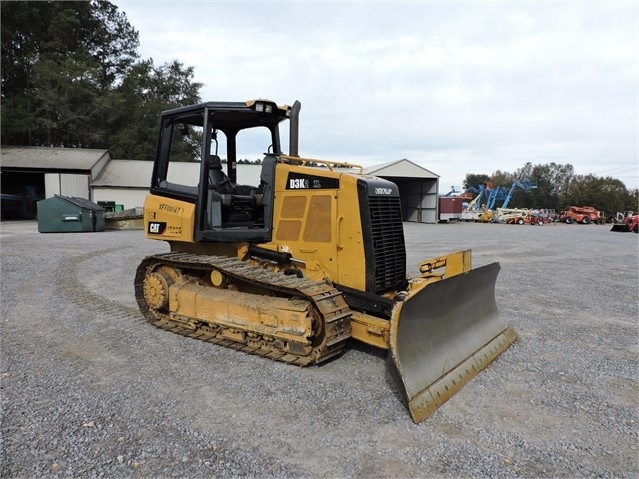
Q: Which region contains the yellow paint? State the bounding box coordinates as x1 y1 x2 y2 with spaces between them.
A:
144 195 196 243
349 312 390 349
258 162 367 289
142 162 368 291
418 250 472 280
169 279 313 342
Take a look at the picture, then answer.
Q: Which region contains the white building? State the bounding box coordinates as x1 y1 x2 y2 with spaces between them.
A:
1 146 441 222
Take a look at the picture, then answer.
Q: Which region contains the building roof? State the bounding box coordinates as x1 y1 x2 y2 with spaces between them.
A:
2 145 441 190
364 158 439 179
92 160 154 187
1 146 110 171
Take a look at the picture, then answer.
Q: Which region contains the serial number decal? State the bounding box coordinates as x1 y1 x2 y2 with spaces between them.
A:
148 221 167 234
158 203 182 214
286 173 339 190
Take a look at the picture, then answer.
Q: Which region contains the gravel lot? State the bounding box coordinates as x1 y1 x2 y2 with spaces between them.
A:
1 220 637 478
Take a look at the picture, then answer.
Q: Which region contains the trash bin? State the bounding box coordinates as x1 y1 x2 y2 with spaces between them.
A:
37 195 105 233
97 201 117 213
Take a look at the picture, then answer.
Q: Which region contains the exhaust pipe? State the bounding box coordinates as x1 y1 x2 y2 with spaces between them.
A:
289 100 301 157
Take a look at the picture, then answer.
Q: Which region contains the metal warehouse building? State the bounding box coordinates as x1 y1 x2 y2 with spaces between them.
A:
364 159 440 223
91 160 156 210
1 146 110 219
1 147 441 223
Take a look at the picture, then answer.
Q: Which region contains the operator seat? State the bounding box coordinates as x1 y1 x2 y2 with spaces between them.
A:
208 155 236 194
207 155 257 227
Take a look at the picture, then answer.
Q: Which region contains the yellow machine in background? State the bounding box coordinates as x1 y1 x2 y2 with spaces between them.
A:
135 100 516 423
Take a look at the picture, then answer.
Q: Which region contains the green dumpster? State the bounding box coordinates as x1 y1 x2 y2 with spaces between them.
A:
37 195 105 233
97 201 117 213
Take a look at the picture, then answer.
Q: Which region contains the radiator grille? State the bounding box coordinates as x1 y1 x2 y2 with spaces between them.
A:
368 196 406 292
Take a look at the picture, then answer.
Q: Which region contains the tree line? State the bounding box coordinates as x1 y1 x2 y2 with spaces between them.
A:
463 162 637 218
1 0 202 161
3 1 636 217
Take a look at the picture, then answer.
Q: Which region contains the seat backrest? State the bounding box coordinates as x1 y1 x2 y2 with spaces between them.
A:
208 156 235 194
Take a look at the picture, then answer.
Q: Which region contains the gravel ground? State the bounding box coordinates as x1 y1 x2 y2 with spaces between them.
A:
1 220 637 478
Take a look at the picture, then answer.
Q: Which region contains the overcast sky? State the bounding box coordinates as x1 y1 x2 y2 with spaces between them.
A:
113 0 638 191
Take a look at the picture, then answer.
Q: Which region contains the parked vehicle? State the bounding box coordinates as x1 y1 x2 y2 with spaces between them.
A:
495 208 529 224
611 212 639 233
557 206 603 224
438 195 464 222
506 208 554 225
134 99 517 424
460 180 536 222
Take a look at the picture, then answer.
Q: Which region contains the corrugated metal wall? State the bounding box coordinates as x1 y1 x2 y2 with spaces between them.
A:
90 165 262 211
44 173 90 199
44 174 60 197
92 188 148 210
385 178 438 224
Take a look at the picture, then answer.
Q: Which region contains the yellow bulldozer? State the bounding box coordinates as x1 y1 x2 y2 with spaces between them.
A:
134 99 516 423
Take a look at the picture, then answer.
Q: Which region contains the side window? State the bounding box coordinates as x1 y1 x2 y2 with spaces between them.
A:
160 123 272 190
236 127 274 164
166 123 203 188
213 131 227 161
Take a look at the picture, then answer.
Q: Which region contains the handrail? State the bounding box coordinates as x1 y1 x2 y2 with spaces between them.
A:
279 155 364 173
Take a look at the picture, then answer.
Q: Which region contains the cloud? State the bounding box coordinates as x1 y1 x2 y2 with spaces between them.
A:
113 0 638 190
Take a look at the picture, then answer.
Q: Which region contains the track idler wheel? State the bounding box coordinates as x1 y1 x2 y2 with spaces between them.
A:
143 270 173 310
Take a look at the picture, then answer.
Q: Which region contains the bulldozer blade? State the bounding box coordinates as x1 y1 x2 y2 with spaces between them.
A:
389 262 517 423
610 224 629 232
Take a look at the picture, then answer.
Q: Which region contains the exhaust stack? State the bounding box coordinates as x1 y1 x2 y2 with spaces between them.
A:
289 100 301 157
